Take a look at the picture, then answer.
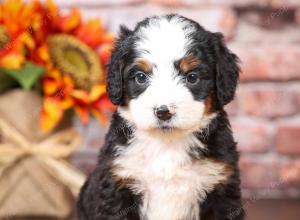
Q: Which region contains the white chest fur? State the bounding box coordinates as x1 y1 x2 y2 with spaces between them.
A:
113 132 230 220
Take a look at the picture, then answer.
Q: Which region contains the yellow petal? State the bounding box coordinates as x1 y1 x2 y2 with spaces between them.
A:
43 79 59 95
71 90 90 104
43 98 64 121
19 32 35 50
37 44 50 63
0 52 25 69
60 8 81 32
60 97 74 109
46 0 59 15
62 75 75 91
40 111 56 133
40 98 64 133
46 68 62 81
89 84 106 102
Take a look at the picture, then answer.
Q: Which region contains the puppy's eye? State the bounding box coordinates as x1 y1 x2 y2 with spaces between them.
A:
135 71 148 85
186 72 199 84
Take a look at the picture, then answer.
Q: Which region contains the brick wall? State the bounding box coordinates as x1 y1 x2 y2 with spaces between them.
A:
64 0 300 199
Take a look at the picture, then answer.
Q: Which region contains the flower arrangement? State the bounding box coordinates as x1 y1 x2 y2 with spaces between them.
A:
0 0 115 132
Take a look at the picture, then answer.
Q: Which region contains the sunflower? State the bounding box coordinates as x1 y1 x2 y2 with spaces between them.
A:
47 34 102 90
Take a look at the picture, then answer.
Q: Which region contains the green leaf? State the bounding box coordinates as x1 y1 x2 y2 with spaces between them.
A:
0 62 44 90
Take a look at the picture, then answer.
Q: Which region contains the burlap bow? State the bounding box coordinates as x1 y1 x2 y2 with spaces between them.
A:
0 118 86 197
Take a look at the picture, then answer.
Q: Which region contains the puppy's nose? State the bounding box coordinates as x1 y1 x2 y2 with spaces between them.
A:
154 105 173 121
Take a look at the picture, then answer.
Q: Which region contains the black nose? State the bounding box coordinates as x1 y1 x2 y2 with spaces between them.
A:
155 105 173 121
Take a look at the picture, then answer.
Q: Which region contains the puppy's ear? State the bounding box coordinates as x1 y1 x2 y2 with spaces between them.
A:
213 33 240 107
106 25 133 105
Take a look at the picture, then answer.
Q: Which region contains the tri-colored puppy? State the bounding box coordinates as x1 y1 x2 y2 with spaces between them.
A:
78 14 244 220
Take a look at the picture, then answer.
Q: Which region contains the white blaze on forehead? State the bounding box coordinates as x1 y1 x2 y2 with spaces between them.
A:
135 16 195 65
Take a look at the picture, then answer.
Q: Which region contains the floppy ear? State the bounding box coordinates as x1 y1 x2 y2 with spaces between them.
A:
106 25 133 105
214 33 240 107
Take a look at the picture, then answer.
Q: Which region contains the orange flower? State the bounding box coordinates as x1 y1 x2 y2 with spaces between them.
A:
75 19 105 49
0 50 25 68
41 69 74 132
59 8 81 33
41 67 114 132
0 0 42 38
0 0 51 67
0 0 115 132
71 84 115 124
30 0 60 45
40 97 64 133
32 43 50 65
0 31 36 68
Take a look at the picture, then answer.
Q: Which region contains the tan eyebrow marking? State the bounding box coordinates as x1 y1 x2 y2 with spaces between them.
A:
134 58 152 74
179 54 200 73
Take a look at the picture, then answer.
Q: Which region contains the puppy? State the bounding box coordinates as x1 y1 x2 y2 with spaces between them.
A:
78 14 244 220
